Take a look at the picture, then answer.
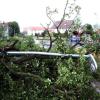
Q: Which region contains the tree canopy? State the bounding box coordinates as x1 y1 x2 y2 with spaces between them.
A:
8 21 20 36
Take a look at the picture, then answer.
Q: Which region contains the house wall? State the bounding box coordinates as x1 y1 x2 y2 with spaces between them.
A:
0 22 9 38
51 29 66 33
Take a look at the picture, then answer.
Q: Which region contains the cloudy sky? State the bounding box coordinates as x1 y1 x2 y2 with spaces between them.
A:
0 0 100 30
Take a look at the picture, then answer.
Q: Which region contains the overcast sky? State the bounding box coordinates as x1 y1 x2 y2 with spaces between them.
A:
0 0 100 30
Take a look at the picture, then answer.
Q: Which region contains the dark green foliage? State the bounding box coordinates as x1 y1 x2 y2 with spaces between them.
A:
0 35 100 100
41 30 48 37
0 25 4 37
8 21 20 36
84 24 94 34
85 33 100 54
86 24 93 31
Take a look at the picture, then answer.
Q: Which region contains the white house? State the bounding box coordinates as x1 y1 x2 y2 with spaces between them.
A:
50 20 73 33
23 26 47 36
0 22 9 38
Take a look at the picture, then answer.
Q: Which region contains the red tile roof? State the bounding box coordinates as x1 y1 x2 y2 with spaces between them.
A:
30 26 45 30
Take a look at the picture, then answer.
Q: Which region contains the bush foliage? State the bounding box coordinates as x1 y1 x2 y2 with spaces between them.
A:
0 34 100 100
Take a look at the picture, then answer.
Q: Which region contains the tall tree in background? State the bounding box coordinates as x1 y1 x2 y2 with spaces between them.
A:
8 21 20 36
84 24 93 33
0 25 4 37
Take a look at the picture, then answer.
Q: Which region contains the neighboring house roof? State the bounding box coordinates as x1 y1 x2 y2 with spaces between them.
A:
30 26 45 31
50 20 73 29
24 26 50 32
